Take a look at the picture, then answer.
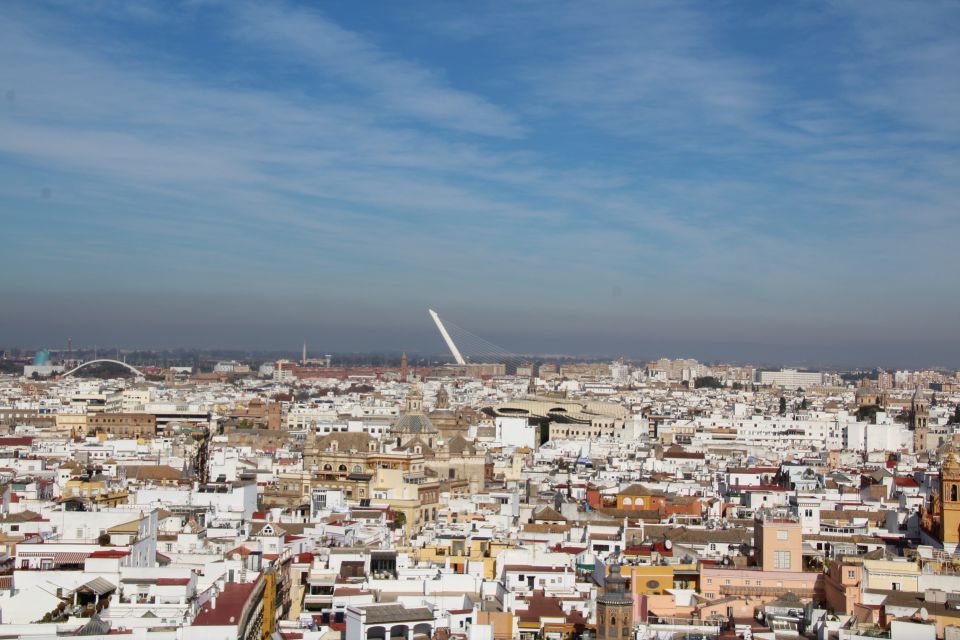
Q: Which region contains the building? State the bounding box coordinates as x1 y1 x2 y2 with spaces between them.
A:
911 388 929 453
941 448 960 553
596 564 633 640
87 413 157 438
755 369 826 388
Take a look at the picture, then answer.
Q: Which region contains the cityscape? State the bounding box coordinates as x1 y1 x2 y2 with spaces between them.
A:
3 2 960 640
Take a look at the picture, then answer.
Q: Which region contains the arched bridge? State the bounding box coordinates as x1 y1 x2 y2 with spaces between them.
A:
62 359 145 377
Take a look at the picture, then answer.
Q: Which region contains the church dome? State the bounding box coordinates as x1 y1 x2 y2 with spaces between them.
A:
391 412 437 435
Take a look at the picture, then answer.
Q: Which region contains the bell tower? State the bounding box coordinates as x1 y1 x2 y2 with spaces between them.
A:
406 385 423 413
596 564 633 640
912 388 929 453
435 385 449 410
941 448 960 553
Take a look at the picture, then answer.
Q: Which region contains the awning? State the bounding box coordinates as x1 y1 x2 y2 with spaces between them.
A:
18 551 91 564
54 552 91 564
78 577 117 595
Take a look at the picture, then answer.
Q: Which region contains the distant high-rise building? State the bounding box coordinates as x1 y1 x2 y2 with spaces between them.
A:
755 368 825 389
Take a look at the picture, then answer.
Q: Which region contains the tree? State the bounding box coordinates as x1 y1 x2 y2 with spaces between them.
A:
857 404 880 424
954 404 960 424
694 376 723 389
779 396 787 415
391 510 406 530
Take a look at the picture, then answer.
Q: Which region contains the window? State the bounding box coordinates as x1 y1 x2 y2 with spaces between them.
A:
952 485 958 502
774 550 791 569
709 543 717 551
847 570 855 579
892 582 901 591
777 530 789 540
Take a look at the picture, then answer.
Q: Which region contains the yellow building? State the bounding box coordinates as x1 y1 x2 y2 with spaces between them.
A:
62 478 128 506
623 563 698 595
372 467 440 537
404 538 514 579
55 413 87 436
861 558 920 592
941 448 960 552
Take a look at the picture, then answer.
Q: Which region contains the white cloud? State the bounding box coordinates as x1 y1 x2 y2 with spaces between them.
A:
228 1 523 138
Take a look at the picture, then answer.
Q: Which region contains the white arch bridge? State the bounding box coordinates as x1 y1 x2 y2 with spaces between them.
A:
62 359 145 377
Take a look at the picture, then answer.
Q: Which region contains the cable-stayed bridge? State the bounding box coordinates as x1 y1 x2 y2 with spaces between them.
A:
428 309 530 373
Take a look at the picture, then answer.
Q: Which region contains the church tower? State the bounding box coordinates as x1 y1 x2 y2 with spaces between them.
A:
436 385 449 410
596 564 633 640
406 385 423 413
912 388 929 453
941 448 960 553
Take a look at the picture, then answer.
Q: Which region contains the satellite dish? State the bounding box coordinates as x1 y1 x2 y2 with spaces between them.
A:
920 607 929 621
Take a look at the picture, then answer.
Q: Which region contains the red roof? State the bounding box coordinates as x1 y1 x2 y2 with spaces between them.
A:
193 581 258 626
893 476 919 488
89 550 130 558
156 577 191 585
665 450 705 459
0 437 34 447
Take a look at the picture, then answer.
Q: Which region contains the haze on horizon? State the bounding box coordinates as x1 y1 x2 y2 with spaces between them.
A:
2 1 958 369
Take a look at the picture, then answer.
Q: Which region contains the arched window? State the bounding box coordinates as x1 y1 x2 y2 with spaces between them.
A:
610 616 616 626
622 497 632 506
323 464 332 471
353 465 363 473
952 484 958 502
338 464 347 472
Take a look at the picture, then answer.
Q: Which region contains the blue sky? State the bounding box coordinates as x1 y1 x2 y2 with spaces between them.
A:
2 1 958 366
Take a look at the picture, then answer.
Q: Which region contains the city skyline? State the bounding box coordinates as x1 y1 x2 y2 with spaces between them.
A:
2 1 959 365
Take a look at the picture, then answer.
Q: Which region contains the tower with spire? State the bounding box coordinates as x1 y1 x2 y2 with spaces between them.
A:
596 564 633 640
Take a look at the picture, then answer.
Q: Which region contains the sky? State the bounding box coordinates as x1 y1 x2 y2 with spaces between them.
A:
1 1 959 367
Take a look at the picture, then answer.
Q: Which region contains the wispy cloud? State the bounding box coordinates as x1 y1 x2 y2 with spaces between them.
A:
228 2 523 138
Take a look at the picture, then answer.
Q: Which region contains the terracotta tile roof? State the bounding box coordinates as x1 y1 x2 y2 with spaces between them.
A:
193 581 258 626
